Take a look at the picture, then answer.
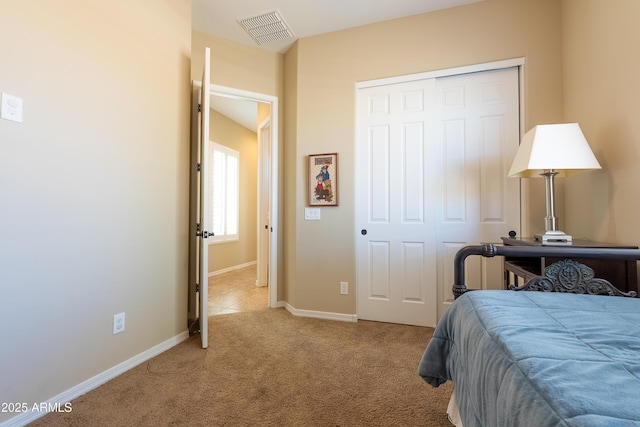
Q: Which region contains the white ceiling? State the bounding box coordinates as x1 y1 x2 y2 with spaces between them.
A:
197 0 483 130
193 0 483 54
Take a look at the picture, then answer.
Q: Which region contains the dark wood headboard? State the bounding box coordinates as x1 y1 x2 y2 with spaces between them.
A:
453 244 640 299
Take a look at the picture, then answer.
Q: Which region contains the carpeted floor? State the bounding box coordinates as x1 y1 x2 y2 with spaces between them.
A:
30 267 453 426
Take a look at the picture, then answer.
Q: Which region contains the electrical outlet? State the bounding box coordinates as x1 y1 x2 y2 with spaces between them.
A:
340 281 348 295
113 312 125 334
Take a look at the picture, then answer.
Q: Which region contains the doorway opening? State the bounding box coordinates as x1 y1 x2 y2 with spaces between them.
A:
209 264 267 315
209 86 278 310
188 83 279 325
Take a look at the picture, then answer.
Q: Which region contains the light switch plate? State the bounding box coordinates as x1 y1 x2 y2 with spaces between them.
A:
304 207 321 220
1 93 23 123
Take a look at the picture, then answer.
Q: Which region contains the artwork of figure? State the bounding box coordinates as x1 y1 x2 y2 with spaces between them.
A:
314 160 333 202
309 154 338 206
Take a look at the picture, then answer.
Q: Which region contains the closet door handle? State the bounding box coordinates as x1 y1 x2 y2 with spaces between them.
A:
361 229 367 235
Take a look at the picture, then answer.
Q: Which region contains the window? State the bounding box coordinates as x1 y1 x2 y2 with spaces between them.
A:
210 142 239 243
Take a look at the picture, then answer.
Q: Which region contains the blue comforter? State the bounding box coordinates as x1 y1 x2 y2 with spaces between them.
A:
418 291 640 427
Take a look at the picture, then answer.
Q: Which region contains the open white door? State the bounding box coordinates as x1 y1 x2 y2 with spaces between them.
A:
197 47 211 348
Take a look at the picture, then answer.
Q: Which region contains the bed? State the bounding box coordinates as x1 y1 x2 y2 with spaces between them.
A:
418 244 640 427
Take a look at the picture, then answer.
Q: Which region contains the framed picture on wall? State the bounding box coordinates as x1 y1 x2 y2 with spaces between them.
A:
308 153 338 206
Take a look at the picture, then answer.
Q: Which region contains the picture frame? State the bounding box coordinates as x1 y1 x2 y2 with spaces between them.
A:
308 153 338 206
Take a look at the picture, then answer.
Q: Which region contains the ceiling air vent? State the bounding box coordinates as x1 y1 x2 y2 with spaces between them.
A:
237 10 295 46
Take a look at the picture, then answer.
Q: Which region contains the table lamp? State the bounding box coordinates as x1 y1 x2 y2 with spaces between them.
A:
508 123 601 243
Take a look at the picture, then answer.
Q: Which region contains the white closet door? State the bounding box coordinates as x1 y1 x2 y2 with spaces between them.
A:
356 79 439 327
434 67 520 318
356 67 520 326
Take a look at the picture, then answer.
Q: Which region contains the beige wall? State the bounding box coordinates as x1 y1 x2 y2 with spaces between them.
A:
191 31 284 97
208 110 258 272
284 42 299 305
562 0 640 245
287 0 564 314
0 0 191 422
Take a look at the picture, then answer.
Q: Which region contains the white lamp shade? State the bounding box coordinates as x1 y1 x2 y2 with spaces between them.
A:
508 123 602 178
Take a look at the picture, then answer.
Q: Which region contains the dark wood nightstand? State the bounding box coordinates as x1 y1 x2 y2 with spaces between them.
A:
501 237 639 294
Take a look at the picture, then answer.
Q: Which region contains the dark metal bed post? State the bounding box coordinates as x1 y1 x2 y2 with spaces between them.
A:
452 244 498 299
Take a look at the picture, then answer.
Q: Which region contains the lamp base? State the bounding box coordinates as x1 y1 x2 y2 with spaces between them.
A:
534 230 573 244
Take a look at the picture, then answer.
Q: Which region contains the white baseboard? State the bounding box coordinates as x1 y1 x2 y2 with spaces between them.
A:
1 330 190 427
282 302 357 322
271 300 287 309
208 260 257 277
